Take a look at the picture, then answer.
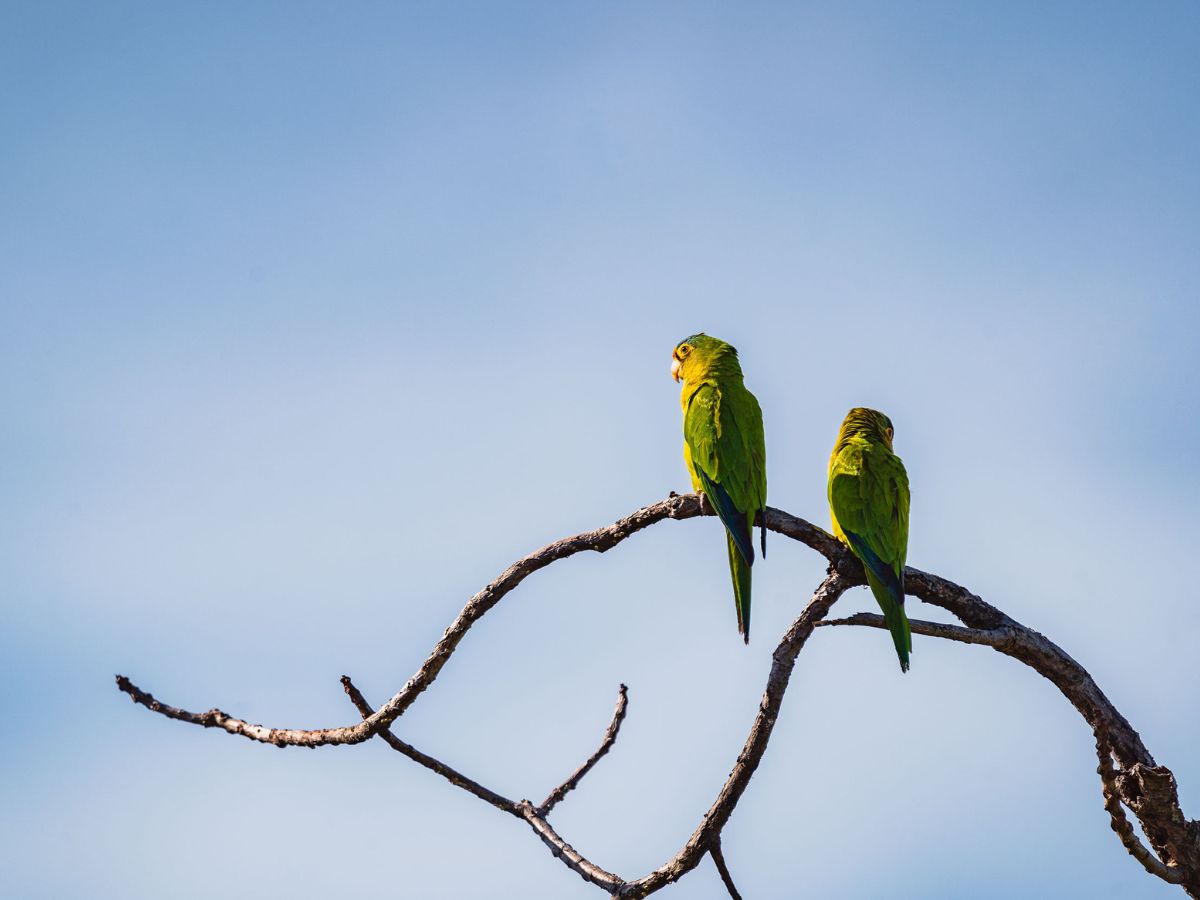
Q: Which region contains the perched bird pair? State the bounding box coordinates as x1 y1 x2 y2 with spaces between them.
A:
672 333 912 671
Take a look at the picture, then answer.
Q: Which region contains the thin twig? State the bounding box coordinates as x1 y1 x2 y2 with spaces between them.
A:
341 676 517 814
709 838 744 900
539 684 629 816
817 613 1006 647
342 677 627 892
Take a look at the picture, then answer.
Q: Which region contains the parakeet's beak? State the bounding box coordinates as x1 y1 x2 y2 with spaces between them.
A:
671 357 682 382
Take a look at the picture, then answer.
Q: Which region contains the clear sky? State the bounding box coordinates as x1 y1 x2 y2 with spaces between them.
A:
3 2 1198 898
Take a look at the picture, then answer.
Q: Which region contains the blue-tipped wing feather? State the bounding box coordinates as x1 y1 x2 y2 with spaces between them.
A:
698 469 754 565
843 530 903 606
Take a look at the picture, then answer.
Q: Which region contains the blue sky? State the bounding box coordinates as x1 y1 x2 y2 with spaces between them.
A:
2 2 1198 897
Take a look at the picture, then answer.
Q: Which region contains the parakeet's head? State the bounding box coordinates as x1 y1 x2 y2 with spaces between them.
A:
839 407 896 449
671 333 740 383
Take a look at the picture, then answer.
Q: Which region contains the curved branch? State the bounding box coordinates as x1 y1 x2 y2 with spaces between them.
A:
116 494 711 746
900 568 1153 769
617 571 850 898
821 589 1151 768
539 684 629 816
116 493 1199 896
341 575 849 900
816 603 1198 892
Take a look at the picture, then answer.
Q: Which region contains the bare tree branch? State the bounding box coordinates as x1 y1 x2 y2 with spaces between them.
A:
818 612 1001 646
516 802 626 892
814 596 1199 893
339 575 848 900
616 571 850 898
116 494 712 747
709 838 744 900
539 684 629 816
116 493 1200 897
340 675 517 815
1096 737 1186 884
113 496 842 750
342 676 628 892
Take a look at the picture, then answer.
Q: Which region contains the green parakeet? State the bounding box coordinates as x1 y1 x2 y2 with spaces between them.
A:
828 407 912 672
672 333 767 643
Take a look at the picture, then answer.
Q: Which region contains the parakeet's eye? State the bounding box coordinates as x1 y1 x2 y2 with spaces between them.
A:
678 345 690 356
886 427 895 441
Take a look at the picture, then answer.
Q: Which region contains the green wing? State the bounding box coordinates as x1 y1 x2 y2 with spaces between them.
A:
684 382 766 642
829 442 911 670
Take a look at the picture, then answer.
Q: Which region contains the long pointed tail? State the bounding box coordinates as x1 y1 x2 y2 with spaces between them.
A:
866 571 911 672
727 532 752 644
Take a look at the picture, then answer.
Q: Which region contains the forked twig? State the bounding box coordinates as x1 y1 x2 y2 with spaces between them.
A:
342 676 626 892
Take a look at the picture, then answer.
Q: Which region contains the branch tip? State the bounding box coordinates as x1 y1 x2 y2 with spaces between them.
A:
538 683 631 816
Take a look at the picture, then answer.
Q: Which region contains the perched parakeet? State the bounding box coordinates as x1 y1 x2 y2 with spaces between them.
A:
828 407 912 672
672 333 767 643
